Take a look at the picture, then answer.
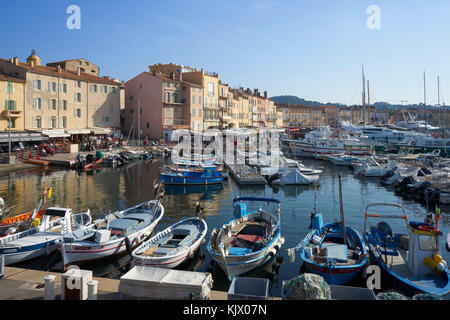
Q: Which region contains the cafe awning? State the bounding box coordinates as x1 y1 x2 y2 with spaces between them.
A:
0 131 48 143
42 129 70 138
66 129 91 135
89 127 111 135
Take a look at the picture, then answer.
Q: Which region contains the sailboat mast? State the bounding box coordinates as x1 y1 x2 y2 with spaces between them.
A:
424 71 427 123
362 66 366 125
438 76 440 106
367 80 371 125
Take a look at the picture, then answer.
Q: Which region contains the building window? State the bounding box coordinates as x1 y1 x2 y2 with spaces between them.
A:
7 119 15 129
192 95 195 104
35 116 42 128
49 99 57 110
192 109 196 117
75 80 82 88
75 93 82 102
165 92 170 103
208 82 214 96
50 117 57 128
103 117 110 122
49 82 57 92
76 108 82 118
199 108 202 117
90 84 98 92
61 100 68 110
34 98 42 109
34 80 42 91
147 122 150 129
62 117 67 128
102 86 108 93
61 83 67 93
6 82 14 94
5 100 16 111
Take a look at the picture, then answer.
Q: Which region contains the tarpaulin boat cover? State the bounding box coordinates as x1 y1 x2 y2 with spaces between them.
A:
119 266 213 300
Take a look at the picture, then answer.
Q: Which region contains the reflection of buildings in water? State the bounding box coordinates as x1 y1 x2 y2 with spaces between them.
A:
0 167 124 219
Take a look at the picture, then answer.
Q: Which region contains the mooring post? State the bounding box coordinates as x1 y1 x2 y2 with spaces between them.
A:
88 280 98 300
44 275 56 300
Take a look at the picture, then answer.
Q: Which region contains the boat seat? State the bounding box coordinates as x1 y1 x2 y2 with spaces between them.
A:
63 229 94 243
107 219 138 232
228 247 252 255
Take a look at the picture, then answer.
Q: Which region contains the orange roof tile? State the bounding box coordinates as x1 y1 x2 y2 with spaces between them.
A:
0 58 120 86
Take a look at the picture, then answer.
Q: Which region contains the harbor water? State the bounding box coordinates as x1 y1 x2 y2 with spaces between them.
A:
1 158 449 297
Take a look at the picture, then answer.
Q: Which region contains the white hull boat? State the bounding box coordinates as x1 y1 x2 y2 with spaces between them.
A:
0 207 92 265
207 197 285 280
57 200 164 266
272 170 319 185
132 217 207 269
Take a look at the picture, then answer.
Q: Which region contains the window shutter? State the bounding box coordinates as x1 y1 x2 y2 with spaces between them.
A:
14 101 16 110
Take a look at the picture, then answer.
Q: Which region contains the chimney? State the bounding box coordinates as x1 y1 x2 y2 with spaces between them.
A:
57 65 62 73
264 91 268 98
178 71 183 81
13 57 19 66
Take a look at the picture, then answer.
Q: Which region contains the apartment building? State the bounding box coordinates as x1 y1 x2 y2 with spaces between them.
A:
0 52 123 143
0 74 25 131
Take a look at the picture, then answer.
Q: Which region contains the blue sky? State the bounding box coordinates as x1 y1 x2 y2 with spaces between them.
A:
1 0 449 105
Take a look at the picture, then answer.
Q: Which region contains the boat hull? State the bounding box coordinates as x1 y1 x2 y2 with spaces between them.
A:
208 233 284 279
302 260 364 285
366 241 450 297
1 239 58 265
133 218 207 269
57 227 155 266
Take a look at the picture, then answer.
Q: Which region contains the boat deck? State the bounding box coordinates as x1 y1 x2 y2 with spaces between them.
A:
5 232 61 247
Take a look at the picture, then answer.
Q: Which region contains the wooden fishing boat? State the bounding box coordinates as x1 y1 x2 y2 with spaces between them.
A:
294 216 368 285
363 203 450 297
288 176 367 285
207 197 285 280
0 187 52 237
159 165 224 185
132 217 207 269
0 207 92 265
57 200 164 267
0 210 44 237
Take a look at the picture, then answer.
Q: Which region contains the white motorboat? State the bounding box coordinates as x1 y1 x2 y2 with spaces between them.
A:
0 207 92 265
57 200 164 266
132 217 207 269
285 126 375 158
207 197 285 280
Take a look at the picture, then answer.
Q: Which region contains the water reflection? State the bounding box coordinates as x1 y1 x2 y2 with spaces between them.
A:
1 158 448 297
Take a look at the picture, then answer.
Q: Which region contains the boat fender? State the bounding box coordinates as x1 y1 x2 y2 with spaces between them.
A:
124 237 133 255
188 247 193 258
268 248 277 258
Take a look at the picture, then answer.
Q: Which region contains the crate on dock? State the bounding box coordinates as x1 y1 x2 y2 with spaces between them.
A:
61 268 92 300
228 277 269 300
119 266 213 300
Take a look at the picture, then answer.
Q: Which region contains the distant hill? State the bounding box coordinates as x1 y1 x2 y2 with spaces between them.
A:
270 95 434 111
270 95 347 107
